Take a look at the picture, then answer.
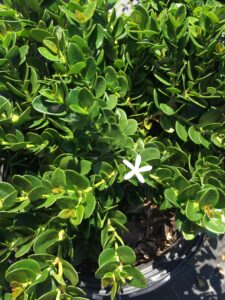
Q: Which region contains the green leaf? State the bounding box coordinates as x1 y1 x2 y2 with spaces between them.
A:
51 168 66 188
66 170 90 190
59 6 79 22
19 45 29 65
58 209 73 219
106 94 118 110
98 248 117 266
110 210 127 225
70 205 84 226
32 96 66 116
27 0 40 11
30 67 38 94
94 161 114 177
5 82 26 98
0 182 17 208
123 266 147 288
43 40 58 54
6 46 19 60
0 58 8 66
105 66 118 90
26 269 49 293
71 298 88 300
141 148 160 162
5 268 37 284
186 201 203 221
101 272 115 288
166 87 181 94
188 126 202 145
12 175 32 192
6 259 41 275
15 239 34 258
111 218 128 233
68 62 86 75
178 184 201 202
95 76 106 98
160 103 175 115
0 95 11 115
33 229 59 254
27 132 43 145
70 104 88 115
83 192 96 219
117 246 136 265
56 196 78 209
199 188 219 209
15 107 31 126
96 24 105 48
78 88 94 108
80 159 92 175
67 43 83 65
95 261 120 279
62 260 79 286
175 121 188 142
118 76 129 96
28 186 48 202
37 291 58 300
29 254 55 269
154 73 171 86
74 0 97 23
6 259 41 284
202 212 225 234
30 29 52 42
83 57 96 84
38 47 59 62
164 188 179 207
37 193 63 209
125 119 138 135
66 286 86 297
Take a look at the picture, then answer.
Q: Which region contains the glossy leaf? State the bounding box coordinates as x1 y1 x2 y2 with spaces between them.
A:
186 201 203 222
33 230 59 254
175 121 188 142
123 266 147 288
83 192 96 219
51 168 66 188
69 62 86 75
62 260 79 286
202 212 225 234
117 246 136 265
199 188 219 209
67 43 83 65
32 96 66 116
98 248 117 266
66 170 90 190
160 103 175 115
37 291 58 300
38 47 59 62
95 261 120 279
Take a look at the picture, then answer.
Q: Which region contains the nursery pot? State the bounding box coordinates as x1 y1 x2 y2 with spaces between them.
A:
79 234 204 299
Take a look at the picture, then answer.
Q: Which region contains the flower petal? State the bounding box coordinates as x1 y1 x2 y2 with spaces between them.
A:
135 172 145 183
135 154 142 168
124 171 135 180
123 159 135 170
139 165 152 172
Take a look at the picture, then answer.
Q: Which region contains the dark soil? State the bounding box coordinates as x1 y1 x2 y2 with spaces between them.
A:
122 202 179 265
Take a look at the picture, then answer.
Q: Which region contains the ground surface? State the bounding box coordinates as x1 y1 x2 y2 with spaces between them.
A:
148 235 225 300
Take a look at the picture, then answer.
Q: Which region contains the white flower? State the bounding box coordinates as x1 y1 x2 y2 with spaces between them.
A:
123 154 152 183
111 0 139 17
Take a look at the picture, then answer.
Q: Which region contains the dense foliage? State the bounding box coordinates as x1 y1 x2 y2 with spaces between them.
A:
0 0 225 299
